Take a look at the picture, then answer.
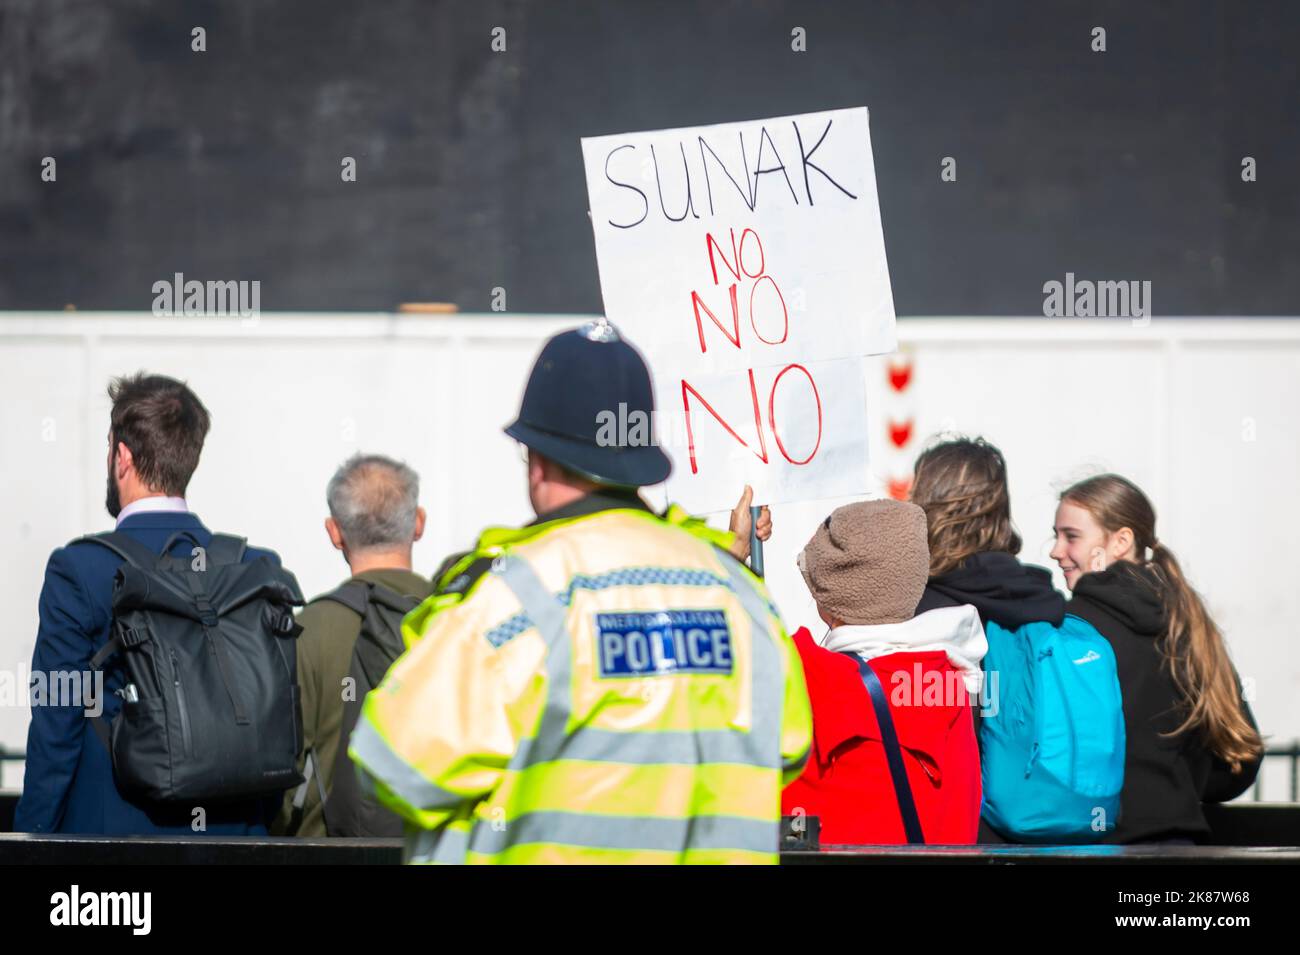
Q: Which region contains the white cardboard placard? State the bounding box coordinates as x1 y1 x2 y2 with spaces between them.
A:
582 107 896 512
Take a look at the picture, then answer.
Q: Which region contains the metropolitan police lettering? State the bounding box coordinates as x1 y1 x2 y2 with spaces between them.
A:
596 610 733 677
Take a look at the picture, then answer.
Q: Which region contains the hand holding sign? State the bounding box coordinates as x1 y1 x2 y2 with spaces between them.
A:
727 485 772 562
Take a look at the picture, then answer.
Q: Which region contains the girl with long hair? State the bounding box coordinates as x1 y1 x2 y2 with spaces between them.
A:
1051 474 1264 843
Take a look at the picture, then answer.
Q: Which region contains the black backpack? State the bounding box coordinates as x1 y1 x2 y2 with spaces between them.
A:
80 530 306 804
314 579 420 837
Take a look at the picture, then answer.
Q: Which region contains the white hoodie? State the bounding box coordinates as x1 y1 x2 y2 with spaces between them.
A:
818 604 988 694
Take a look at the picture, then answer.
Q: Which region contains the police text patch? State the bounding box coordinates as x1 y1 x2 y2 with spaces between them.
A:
595 610 733 678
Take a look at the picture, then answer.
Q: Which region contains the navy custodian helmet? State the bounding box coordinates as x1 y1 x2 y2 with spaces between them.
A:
505 320 672 488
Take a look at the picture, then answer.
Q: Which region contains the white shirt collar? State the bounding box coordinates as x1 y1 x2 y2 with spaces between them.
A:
115 496 189 527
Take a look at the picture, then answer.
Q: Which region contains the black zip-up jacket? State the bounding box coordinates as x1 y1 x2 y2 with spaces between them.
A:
915 552 1065 629
1069 563 1262 844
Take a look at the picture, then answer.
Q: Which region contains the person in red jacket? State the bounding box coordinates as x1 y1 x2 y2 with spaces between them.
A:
782 499 987 845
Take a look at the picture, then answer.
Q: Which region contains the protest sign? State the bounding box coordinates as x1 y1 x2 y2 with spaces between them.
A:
582 107 896 513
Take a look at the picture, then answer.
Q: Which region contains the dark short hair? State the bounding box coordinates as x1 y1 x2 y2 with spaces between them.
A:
108 373 210 496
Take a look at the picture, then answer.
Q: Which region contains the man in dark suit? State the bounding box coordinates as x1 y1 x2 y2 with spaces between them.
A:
16 373 284 835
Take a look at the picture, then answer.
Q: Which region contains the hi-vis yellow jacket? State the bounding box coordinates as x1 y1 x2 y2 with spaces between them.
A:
349 504 812 864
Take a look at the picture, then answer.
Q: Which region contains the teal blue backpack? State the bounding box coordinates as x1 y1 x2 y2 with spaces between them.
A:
979 615 1125 842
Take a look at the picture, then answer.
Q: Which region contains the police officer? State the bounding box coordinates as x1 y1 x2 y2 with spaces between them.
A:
349 321 812 864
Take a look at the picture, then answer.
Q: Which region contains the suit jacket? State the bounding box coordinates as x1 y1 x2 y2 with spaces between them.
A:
16 511 286 835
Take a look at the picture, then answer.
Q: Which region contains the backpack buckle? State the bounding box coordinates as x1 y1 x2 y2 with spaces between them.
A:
194 596 219 628
118 626 150 649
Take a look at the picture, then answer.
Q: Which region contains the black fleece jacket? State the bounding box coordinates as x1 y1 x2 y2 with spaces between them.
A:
916 552 1066 629
1068 563 1262 844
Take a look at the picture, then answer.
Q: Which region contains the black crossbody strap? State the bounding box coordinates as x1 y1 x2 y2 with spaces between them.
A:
842 652 926 845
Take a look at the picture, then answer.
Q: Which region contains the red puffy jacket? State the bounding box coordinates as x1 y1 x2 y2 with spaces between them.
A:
781 626 981 845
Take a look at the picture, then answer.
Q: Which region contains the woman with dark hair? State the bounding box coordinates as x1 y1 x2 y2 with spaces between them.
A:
1052 474 1263 843
911 437 1064 631
910 437 1108 843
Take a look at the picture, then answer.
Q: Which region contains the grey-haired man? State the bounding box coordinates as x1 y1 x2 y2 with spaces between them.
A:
274 453 432 836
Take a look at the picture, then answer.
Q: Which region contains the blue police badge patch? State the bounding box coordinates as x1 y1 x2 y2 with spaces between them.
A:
595 609 733 678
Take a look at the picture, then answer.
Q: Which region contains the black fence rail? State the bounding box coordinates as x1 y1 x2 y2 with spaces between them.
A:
2 744 1297 851
0 826 1297 865
1255 742 1300 802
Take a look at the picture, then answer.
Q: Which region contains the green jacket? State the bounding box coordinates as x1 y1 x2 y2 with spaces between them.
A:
274 567 433 836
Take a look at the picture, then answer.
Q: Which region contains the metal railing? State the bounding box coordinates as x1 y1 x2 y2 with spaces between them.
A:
4 742 1299 800
1255 742 1300 803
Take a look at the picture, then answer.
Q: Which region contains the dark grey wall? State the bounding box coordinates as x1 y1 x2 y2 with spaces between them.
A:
1 0 1297 314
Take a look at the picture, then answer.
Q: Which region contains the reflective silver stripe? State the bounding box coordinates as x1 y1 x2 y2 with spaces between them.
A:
469 811 777 856
407 824 471 865
718 554 777 645
349 716 466 812
544 726 775 769
491 554 574 771
718 556 784 764
407 826 435 864
492 555 570 649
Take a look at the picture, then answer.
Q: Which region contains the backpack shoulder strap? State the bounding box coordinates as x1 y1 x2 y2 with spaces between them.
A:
844 652 926 845
433 551 494 599
318 579 423 618
81 533 159 673
206 533 247 565
72 531 158 569
316 580 373 617
365 583 422 616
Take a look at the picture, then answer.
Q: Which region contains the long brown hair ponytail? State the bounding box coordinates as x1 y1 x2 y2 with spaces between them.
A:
1062 474 1263 771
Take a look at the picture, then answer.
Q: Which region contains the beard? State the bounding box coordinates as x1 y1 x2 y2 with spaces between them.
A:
105 466 122 518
